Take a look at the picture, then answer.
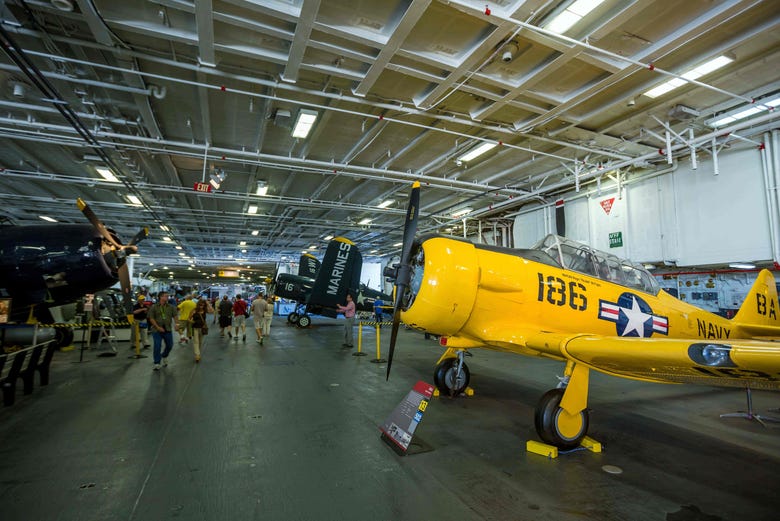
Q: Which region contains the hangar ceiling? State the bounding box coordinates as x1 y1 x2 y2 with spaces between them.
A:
0 0 779 283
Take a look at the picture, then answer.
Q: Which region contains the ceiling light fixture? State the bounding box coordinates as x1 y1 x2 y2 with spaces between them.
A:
729 262 756 270
256 181 269 196
377 199 393 209
239 241 247 246
247 205 258 214
458 142 497 162
39 215 57 222
126 194 142 206
709 95 780 127
452 207 473 218
209 169 226 189
291 108 318 139
251 230 259 236
643 55 734 99
324 235 334 241
544 0 605 35
358 218 372 225
163 237 172 242
392 242 402 247
95 166 119 183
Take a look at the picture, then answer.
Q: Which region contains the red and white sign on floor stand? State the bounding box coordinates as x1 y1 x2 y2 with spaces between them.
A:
380 381 434 455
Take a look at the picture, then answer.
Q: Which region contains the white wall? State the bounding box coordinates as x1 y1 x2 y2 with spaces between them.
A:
361 262 383 290
512 146 776 266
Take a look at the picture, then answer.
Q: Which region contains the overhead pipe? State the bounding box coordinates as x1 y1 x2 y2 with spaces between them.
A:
14 41 612 167
0 62 154 97
769 130 780 264
0 114 527 196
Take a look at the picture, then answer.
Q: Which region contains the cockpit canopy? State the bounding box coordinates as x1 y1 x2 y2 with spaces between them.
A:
532 234 660 295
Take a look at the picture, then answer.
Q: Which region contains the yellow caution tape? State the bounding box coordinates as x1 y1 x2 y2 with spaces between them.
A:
31 321 132 328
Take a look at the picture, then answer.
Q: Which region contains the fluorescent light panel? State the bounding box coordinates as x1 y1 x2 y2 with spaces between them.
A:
709 94 779 127
95 166 119 183
458 142 497 162
358 218 372 225
256 181 268 196
291 109 318 139
39 215 57 222
452 207 473 218
247 205 258 214
127 194 142 206
644 55 733 99
377 199 393 209
545 0 605 34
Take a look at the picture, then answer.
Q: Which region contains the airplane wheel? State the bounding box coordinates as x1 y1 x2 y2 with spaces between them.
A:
287 312 299 325
54 327 74 348
433 358 470 395
534 388 589 449
297 315 311 328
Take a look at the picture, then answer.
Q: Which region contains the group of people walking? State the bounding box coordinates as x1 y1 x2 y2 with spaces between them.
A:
135 291 275 371
216 294 274 344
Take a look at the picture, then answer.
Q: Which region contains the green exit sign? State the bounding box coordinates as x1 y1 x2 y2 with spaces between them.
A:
609 232 623 248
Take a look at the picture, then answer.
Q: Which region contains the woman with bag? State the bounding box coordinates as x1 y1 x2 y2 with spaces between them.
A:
262 295 274 340
189 298 213 363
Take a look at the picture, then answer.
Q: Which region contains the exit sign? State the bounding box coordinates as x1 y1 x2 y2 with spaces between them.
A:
193 182 212 193
609 231 623 248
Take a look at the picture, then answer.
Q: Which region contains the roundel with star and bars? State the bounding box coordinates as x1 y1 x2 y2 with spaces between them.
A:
598 293 668 337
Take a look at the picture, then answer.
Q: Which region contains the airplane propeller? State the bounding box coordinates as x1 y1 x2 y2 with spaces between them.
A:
77 198 148 315
384 181 421 380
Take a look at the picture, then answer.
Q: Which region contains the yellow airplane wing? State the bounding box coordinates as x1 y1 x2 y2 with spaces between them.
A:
524 332 780 389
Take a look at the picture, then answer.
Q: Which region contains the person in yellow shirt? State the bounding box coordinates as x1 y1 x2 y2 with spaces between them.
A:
177 293 197 343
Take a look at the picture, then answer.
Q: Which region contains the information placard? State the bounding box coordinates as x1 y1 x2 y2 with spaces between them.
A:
380 381 434 454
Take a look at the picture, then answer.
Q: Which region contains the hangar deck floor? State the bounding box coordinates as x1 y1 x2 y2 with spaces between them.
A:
1 316 779 521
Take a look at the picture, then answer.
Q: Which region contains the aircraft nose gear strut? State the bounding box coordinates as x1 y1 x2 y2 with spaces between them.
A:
433 349 470 396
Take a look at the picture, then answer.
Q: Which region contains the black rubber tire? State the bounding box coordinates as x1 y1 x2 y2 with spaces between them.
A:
297 315 311 328
533 388 589 449
433 357 470 395
54 327 74 349
287 312 299 324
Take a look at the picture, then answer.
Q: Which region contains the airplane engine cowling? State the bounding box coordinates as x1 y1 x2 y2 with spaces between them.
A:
402 237 479 336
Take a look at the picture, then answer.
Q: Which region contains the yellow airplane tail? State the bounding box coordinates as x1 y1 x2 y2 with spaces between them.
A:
732 269 780 337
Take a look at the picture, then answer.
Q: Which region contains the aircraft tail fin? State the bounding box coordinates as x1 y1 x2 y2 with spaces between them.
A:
298 253 321 278
307 237 362 318
732 269 780 336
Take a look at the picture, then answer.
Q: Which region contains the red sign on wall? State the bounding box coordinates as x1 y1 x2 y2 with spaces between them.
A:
193 182 212 193
600 197 615 215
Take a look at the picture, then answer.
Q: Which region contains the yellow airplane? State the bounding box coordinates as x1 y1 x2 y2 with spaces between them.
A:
384 182 780 449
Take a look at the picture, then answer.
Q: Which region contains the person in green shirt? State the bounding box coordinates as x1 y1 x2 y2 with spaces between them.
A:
148 291 179 370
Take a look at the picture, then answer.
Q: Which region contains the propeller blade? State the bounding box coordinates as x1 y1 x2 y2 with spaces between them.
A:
77 199 146 316
386 181 420 380
118 262 134 316
77 198 122 249
128 227 149 247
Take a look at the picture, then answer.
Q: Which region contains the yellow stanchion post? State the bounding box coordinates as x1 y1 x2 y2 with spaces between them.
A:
353 321 366 357
370 321 386 364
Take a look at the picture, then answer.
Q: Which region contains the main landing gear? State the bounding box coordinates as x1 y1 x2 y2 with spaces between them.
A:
433 352 591 449
533 362 591 449
534 388 589 449
286 304 311 328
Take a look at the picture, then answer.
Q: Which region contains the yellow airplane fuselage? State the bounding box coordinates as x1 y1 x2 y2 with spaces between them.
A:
402 236 780 388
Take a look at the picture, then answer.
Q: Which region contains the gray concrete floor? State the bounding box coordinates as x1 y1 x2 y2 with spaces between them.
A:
1 316 779 521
